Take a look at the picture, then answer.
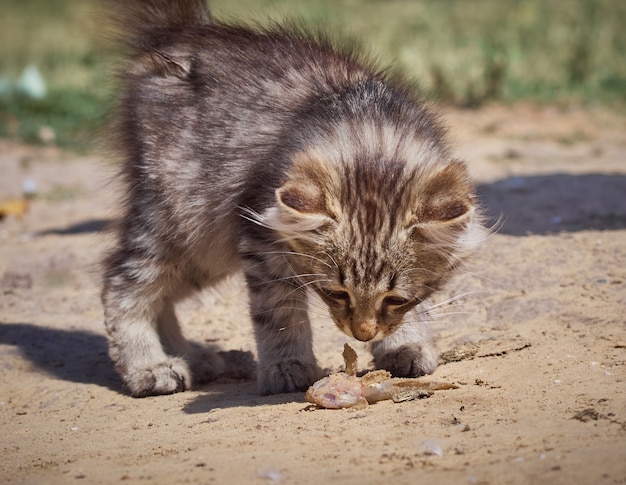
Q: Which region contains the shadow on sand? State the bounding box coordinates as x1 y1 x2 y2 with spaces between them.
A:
0 322 122 392
36 218 111 236
0 322 265 407
477 173 626 235
181 382 308 414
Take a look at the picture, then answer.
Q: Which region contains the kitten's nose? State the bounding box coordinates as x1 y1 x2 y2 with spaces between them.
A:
352 320 378 342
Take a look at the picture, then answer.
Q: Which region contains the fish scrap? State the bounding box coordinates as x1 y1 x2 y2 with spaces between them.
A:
305 344 458 409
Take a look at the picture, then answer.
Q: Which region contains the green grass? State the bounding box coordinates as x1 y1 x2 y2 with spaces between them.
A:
0 0 116 150
1 0 625 151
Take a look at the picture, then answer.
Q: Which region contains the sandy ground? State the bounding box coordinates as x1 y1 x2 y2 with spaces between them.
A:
1 105 625 484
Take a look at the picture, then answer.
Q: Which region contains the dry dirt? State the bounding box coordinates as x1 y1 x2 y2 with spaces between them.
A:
1 105 625 484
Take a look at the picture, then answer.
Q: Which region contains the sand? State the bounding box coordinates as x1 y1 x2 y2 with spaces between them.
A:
1 104 625 484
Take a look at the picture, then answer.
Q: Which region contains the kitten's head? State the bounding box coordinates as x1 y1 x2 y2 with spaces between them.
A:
261 138 486 342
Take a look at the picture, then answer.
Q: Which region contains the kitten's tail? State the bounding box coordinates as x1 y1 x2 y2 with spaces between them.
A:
105 0 213 43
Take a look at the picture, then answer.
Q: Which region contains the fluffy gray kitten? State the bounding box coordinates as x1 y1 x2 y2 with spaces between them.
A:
102 0 486 397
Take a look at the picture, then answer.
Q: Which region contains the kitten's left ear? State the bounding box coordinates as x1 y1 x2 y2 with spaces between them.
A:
417 160 476 225
407 160 486 253
410 160 487 255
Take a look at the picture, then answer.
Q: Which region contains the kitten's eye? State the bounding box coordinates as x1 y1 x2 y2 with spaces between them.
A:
383 296 410 307
321 289 351 303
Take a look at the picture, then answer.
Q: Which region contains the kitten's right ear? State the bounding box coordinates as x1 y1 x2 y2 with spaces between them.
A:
264 151 340 236
276 149 341 219
276 183 326 216
263 182 333 237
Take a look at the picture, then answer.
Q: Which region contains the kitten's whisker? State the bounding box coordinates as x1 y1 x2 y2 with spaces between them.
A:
238 207 276 230
429 311 477 318
428 302 467 313
306 301 331 314
254 307 328 320
268 273 327 284
429 290 486 310
403 311 480 326
248 291 330 316
291 278 332 293
417 320 468 327
255 250 333 269
316 251 339 269
404 266 444 280
459 269 503 287
273 318 317 333
280 278 332 299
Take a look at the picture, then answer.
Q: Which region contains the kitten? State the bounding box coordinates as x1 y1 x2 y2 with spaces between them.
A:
102 0 486 397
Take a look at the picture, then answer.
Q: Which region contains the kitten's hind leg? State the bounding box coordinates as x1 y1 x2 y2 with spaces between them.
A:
371 306 439 378
102 255 193 397
157 299 224 385
243 263 322 395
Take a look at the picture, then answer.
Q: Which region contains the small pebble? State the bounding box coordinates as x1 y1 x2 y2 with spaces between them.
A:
22 178 38 197
258 468 282 482
419 439 443 457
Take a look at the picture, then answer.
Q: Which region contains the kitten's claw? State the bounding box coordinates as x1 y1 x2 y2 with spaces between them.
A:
125 358 192 397
258 359 321 395
375 344 438 378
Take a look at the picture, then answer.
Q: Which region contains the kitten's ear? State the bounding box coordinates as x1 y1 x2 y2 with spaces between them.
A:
275 150 340 219
410 161 487 256
417 160 476 225
263 151 339 237
266 181 333 236
276 183 326 216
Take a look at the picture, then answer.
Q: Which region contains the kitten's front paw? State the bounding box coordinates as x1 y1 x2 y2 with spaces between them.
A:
258 359 321 395
125 357 192 397
375 344 438 378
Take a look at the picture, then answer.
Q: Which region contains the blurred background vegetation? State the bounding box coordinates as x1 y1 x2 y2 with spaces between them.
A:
1 0 625 151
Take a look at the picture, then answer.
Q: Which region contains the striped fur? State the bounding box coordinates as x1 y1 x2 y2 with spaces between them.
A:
101 0 486 397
